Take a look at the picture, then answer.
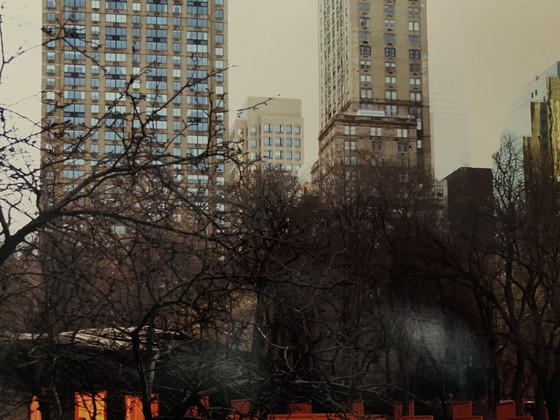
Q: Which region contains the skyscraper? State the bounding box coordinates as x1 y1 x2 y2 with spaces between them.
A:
502 62 560 183
313 0 431 178
41 0 227 216
231 97 304 175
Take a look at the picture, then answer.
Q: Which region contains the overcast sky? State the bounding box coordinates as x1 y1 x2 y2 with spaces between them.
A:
3 1 560 178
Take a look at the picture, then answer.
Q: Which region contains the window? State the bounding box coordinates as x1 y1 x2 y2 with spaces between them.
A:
399 158 409 167
384 33 396 44
263 123 272 133
360 45 371 56
371 157 383 166
344 141 356 151
147 0 168 12
409 7 420 17
360 60 371 70
359 3 370 13
263 137 272 146
384 47 396 57
106 13 126 22
106 0 126 10
384 5 395 16
360 31 371 42
105 26 126 49
294 125 301 134
146 15 168 25
275 137 284 147
410 92 422 102
344 156 356 165
63 169 85 179
187 31 208 53
294 138 301 147
294 151 301 161
409 35 421 45
409 49 421 59
410 78 421 87
385 91 397 100
187 0 208 14
64 0 85 6
274 151 284 160
384 20 395 30
397 129 408 138
274 124 283 133
359 18 370 27
360 74 372 83
385 105 397 116
146 28 167 50
372 142 382 152
360 89 373 99
410 63 421 73
371 127 383 136
385 76 396 85
385 62 396 72
408 21 420 32
398 143 409 152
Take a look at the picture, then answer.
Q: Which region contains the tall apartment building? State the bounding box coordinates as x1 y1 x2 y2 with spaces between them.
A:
230 97 304 175
41 0 228 215
502 62 560 183
313 0 432 178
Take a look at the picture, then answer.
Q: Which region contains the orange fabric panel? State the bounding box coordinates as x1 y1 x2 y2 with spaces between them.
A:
125 395 159 420
74 392 107 420
231 399 251 416
288 403 312 414
30 396 42 420
353 402 365 416
452 402 473 419
496 401 516 420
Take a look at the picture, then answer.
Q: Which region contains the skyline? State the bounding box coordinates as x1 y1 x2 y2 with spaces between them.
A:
3 1 560 178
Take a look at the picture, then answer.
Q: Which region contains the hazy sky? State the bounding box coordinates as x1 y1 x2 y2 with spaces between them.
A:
3 1 560 178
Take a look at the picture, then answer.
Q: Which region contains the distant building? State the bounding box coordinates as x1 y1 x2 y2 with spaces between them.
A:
502 62 560 182
313 0 432 179
231 97 304 175
442 167 494 245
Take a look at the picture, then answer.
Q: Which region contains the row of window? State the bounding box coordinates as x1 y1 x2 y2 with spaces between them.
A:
249 137 302 148
359 76 422 87
259 150 302 161
343 156 409 167
359 46 422 59
347 140 410 152
48 51 221 70
359 18 420 32
359 3 419 17
343 127 410 138
49 0 224 12
261 124 301 134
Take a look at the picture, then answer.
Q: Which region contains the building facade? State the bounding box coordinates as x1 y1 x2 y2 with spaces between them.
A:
503 62 560 183
41 0 228 216
230 97 304 175
313 0 432 178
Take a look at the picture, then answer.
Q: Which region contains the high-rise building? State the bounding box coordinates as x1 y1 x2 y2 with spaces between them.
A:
230 97 304 175
313 0 431 178
502 62 560 182
41 0 228 214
